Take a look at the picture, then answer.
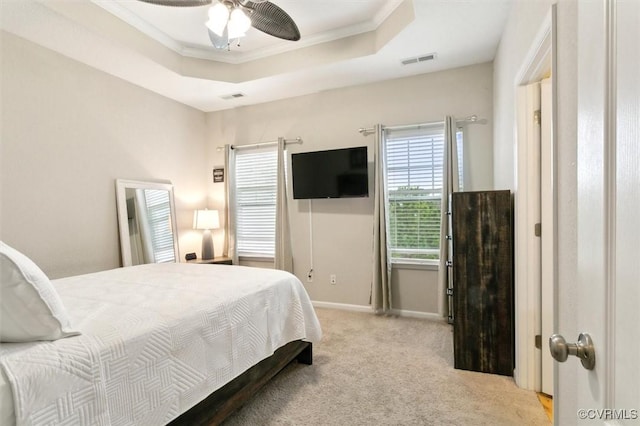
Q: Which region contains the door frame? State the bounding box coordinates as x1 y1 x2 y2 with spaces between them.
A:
513 6 556 391
539 77 554 396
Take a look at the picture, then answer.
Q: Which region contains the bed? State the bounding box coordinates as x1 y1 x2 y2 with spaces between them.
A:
0 254 322 425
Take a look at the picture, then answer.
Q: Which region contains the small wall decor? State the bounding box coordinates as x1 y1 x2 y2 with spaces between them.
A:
213 167 224 183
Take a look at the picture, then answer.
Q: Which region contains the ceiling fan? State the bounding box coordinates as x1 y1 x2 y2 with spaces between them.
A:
136 0 301 50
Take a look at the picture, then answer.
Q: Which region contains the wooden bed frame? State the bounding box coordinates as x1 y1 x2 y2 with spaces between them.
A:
168 340 313 426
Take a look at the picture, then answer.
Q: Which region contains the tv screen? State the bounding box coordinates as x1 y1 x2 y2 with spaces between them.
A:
291 146 369 199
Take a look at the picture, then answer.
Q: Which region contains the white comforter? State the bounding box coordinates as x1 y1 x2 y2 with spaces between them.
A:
0 263 322 425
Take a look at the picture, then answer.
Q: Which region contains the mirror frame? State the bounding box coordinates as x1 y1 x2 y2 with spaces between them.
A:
115 179 180 267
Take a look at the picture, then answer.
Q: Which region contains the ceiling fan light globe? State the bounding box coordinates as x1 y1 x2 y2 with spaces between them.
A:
208 2 228 20
205 19 226 37
208 28 230 49
229 8 251 34
207 3 229 36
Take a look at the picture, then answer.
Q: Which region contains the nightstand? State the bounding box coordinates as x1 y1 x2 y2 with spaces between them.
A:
186 257 233 265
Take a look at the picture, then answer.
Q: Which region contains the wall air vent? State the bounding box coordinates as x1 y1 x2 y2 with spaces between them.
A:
220 93 246 100
401 52 437 66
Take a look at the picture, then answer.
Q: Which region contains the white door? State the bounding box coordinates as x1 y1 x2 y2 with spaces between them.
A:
554 0 639 423
516 78 554 396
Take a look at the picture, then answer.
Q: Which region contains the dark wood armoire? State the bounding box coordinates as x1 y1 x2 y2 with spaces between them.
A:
450 190 513 376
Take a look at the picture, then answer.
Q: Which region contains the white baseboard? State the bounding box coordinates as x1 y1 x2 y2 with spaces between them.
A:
389 309 446 321
311 301 373 313
311 301 445 322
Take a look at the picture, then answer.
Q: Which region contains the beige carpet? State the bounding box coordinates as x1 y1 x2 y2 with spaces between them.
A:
223 308 551 426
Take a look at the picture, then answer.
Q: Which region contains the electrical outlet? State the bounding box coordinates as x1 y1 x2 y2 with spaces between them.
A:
330 274 336 285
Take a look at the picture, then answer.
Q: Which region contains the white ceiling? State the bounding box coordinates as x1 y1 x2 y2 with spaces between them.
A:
1 0 512 112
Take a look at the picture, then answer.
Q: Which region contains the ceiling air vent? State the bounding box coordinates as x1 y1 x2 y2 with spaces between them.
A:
401 53 437 66
220 93 246 100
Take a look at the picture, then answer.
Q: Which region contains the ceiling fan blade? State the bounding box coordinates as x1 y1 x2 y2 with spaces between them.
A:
244 1 300 41
136 0 212 6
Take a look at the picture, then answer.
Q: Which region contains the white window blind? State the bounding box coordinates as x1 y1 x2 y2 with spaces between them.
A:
384 125 463 263
143 189 175 263
234 147 278 257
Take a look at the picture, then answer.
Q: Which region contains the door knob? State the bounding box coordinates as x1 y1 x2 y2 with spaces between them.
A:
549 333 596 370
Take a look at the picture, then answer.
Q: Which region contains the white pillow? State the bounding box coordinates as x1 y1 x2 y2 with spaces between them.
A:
0 241 80 342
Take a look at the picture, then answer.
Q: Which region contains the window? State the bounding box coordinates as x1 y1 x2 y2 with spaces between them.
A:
234 147 278 257
143 189 176 263
384 124 463 263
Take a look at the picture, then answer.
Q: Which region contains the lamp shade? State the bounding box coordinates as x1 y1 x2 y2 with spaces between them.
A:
193 209 220 230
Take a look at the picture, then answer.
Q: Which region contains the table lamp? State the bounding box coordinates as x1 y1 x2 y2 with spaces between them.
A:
193 209 220 260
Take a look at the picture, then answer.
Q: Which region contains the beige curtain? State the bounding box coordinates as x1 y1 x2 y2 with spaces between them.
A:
223 144 238 265
274 138 293 272
371 124 392 313
438 116 459 319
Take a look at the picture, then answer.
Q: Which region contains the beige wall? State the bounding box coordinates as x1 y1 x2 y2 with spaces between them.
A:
492 0 555 190
0 32 208 278
1 30 495 316
206 62 495 314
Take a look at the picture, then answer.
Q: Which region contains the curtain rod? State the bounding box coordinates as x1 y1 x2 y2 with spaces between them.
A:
358 115 487 136
216 137 303 151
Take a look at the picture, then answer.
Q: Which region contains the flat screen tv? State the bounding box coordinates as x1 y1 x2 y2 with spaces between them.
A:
291 146 369 199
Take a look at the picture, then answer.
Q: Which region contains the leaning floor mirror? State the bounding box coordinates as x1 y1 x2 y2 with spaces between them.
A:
115 179 180 267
